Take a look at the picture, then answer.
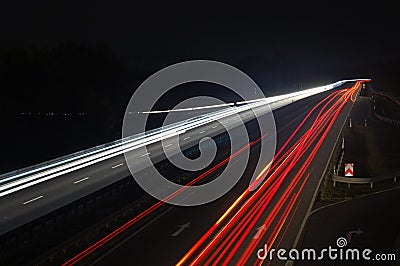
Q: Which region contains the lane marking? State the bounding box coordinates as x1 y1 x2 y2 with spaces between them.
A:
22 195 43 205
183 137 191 141
140 152 150 157
164 144 173 148
73 177 90 184
212 125 218 128
199 131 206 134
111 163 124 169
171 221 191 237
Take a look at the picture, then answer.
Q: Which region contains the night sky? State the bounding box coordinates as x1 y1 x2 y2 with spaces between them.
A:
1 2 399 76
1 2 400 111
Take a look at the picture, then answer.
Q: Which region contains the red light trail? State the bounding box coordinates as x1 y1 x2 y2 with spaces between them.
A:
63 81 364 266
176 81 363 266
62 129 267 266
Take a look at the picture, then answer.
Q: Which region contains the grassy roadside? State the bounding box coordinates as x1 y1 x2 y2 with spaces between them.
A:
318 95 400 203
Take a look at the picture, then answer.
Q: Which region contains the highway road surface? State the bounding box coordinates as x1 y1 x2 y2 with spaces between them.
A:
0 80 363 236
60 81 366 265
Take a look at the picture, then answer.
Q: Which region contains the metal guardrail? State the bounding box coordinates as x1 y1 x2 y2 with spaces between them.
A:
332 172 400 189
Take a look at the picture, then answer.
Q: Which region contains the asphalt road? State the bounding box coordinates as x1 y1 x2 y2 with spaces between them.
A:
297 187 400 266
0 100 273 235
89 87 357 266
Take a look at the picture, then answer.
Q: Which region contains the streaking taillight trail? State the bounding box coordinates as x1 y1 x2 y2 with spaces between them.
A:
176 81 363 266
62 81 366 266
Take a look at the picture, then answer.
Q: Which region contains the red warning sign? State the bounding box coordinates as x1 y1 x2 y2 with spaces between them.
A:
345 163 354 176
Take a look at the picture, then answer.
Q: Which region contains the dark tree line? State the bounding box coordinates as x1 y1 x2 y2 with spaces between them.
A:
0 42 131 132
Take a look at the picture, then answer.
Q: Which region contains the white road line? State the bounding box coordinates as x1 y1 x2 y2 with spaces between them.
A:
73 177 90 184
164 144 173 148
22 195 43 205
111 163 124 169
199 131 205 134
140 152 150 157
183 137 190 140
212 125 218 128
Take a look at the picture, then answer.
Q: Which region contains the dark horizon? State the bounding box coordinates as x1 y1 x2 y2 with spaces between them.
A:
1 2 399 90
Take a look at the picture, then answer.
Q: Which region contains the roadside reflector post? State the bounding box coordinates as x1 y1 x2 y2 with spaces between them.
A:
370 182 373 189
349 119 352 128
